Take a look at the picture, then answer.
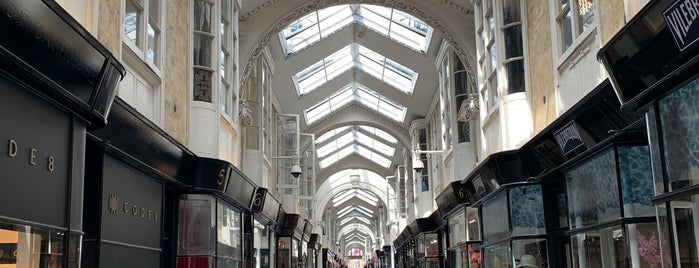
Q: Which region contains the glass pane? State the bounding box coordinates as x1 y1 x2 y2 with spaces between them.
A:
193 0 212 33
149 0 160 24
658 78 699 191
178 195 216 255
466 206 480 241
618 146 655 218
571 227 625 268
655 204 675 268
512 239 547 268
561 10 573 52
426 233 439 257
672 197 699 267
504 25 523 59
220 81 228 113
482 192 509 244
506 60 525 94
448 209 466 247
483 241 511 268
193 34 213 67
502 0 521 24
147 22 160 66
626 222 665 268
217 204 242 259
193 68 213 102
510 185 546 236
124 0 142 46
566 149 620 228
577 0 595 33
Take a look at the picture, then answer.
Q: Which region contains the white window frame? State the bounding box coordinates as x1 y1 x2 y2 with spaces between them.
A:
550 0 598 66
219 0 239 124
120 0 164 125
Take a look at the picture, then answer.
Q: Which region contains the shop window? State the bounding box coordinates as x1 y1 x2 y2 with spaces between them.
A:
566 149 620 228
482 192 509 245
0 222 75 267
448 210 466 247
483 241 511 268
512 239 547 268
618 146 655 217
658 78 699 192
570 227 625 268
509 185 545 236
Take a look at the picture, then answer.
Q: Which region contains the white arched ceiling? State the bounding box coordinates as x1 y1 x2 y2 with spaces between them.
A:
239 0 477 98
314 169 395 223
338 224 374 240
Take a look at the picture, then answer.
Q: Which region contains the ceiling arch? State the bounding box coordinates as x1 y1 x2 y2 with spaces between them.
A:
314 169 394 223
239 0 477 98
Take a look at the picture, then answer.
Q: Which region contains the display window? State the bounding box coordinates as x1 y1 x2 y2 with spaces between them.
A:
177 194 244 268
447 244 480 268
0 221 79 268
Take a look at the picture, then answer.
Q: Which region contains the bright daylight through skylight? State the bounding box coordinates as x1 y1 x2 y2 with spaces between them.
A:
316 125 397 169
292 44 418 96
279 4 432 55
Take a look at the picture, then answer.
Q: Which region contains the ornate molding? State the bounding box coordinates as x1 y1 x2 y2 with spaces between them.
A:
439 0 473 16
241 0 478 106
241 0 280 21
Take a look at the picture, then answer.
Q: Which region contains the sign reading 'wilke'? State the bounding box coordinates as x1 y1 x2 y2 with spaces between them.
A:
664 0 699 51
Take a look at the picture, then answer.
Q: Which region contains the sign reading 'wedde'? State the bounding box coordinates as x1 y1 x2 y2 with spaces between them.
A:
664 0 699 51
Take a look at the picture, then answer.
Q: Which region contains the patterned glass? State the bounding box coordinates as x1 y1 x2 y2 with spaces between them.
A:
566 149 620 229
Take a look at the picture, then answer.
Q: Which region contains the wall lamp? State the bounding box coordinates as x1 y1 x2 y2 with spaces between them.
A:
412 150 443 173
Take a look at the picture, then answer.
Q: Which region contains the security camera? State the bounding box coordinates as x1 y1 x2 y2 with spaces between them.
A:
413 160 424 174
291 164 302 178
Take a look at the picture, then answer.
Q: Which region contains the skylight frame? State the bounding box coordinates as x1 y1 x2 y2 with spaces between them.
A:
293 45 353 96
315 125 398 169
279 5 433 56
303 82 407 125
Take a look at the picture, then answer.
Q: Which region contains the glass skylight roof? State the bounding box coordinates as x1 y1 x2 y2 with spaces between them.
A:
293 44 418 95
315 125 398 169
280 5 433 55
304 82 407 125
337 205 374 218
333 189 379 207
340 216 372 226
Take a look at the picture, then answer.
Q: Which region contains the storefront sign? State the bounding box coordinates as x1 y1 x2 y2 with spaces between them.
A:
554 121 586 156
101 156 162 249
0 77 70 227
664 0 699 51
226 168 256 208
0 1 108 105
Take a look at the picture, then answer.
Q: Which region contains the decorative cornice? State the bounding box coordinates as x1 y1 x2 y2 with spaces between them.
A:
241 0 478 99
439 0 473 16
241 0 280 21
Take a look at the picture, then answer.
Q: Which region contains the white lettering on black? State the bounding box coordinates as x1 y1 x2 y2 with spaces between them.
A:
667 0 699 46
29 148 36 165
8 139 17 157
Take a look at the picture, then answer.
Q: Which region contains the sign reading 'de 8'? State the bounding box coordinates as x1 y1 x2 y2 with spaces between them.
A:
0 76 72 228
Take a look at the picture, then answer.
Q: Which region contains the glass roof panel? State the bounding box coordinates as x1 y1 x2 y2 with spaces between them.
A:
316 126 350 144
304 82 406 125
316 124 400 169
280 4 432 54
293 45 353 95
359 126 398 144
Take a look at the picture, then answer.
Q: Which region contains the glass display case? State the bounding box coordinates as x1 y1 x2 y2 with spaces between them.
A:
480 184 547 268
177 194 244 267
563 144 660 267
447 206 481 268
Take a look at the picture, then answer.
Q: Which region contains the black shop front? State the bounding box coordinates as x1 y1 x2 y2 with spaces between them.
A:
0 0 124 267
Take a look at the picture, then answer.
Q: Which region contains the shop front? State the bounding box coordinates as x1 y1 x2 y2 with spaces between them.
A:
251 188 281 268
321 248 338 268
308 233 320 268
599 0 699 265
277 212 302 268
435 181 479 268
84 98 199 267
300 220 313 268
408 216 444 268
176 157 257 268
0 0 124 267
